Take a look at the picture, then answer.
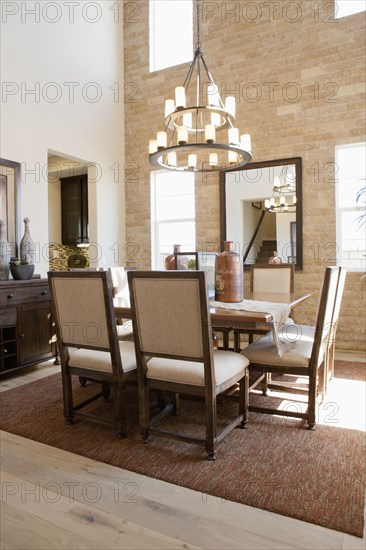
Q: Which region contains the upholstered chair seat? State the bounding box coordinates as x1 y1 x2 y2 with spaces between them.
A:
242 330 322 370
146 350 247 386
69 341 137 373
116 322 134 341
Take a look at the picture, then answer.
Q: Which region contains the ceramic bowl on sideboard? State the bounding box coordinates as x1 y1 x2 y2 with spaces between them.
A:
9 263 35 280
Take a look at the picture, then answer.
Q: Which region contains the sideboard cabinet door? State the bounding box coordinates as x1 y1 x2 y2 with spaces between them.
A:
18 302 54 366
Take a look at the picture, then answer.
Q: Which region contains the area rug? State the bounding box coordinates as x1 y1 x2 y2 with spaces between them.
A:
1 361 365 537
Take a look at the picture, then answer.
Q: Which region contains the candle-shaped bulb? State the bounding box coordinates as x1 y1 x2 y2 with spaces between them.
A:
225 96 236 117
165 99 175 118
157 131 167 149
183 112 192 128
228 151 238 164
270 197 275 206
175 86 186 109
280 195 286 206
211 112 221 127
149 140 158 154
167 151 177 167
188 154 197 169
273 176 281 189
264 199 270 209
240 134 251 152
177 125 188 145
205 124 216 143
209 153 218 167
293 195 297 205
228 127 239 144
207 82 220 106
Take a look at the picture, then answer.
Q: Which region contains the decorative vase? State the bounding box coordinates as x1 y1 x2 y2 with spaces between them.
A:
269 251 282 264
215 241 243 303
0 219 11 280
9 262 35 281
165 244 181 270
20 217 35 264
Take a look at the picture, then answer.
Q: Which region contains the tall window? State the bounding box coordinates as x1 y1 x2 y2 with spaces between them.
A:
151 171 195 269
336 143 366 271
149 0 193 72
335 0 365 18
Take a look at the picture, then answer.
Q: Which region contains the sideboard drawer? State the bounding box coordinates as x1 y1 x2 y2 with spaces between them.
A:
0 307 17 326
0 285 50 306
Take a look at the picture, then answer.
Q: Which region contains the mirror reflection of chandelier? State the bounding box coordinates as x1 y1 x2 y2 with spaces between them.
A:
264 173 297 213
148 0 252 173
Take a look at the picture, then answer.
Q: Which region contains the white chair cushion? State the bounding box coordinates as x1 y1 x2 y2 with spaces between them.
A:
68 341 136 373
117 321 134 341
146 350 249 387
241 324 319 369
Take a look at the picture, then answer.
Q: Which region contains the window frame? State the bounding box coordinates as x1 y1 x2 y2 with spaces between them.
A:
150 170 196 270
334 0 366 19
335 142 366 272
149 0 193 73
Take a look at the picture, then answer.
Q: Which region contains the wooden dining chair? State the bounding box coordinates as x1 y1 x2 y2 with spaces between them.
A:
234 263 295 352
108 266 135 342
241 266 345 429
128 270 250 460
48 271 137 437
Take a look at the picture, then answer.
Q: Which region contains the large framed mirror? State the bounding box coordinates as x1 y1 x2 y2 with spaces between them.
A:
220 157 303 270
0 158 21 256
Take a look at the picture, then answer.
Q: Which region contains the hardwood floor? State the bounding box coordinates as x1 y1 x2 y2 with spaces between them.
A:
1 355 365 550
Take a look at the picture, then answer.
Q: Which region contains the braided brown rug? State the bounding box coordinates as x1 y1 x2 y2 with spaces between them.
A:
1 361 365 537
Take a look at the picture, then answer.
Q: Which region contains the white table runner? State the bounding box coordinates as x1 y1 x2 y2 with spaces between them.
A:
210 299 291 355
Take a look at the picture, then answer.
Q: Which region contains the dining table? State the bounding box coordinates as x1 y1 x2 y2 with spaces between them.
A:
114 290 311 332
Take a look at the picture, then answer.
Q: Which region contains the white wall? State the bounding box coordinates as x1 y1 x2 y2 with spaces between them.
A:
0 0 125 275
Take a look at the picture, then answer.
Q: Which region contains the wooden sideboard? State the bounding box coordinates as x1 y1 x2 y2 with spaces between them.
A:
0 279 56 376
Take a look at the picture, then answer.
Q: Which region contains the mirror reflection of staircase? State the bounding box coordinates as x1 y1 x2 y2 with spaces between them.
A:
256 239 277 263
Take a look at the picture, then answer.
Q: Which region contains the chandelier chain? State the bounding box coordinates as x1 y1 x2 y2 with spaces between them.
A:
196 0 201 49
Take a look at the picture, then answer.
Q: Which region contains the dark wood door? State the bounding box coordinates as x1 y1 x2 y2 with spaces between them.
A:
18 302 54 365
61 174 89 245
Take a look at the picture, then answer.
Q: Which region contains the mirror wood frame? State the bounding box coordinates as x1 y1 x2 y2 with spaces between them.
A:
0 158 21 256
219 157 303 270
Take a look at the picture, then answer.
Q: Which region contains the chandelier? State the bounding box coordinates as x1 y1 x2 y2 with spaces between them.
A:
264 176 297 213
148 0 252 173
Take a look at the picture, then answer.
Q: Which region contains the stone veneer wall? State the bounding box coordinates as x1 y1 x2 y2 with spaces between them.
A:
48 243 90 272
123 0 366 352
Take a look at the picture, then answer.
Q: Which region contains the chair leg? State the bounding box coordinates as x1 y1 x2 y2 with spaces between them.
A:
240 370 249 428
102 382 111 400
62 370 73 423
307 368 318 430
222 329 229 351
262 372 269 396
115 383 127 439
139 384 150 443
234 331 241 353
318 357 326 401
328 343 335 382
157 390 165 411
173 392 180 415
205 397 217 461
248 334 254 344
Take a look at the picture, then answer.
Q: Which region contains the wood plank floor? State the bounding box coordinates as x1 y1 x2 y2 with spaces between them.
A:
0 355 365 550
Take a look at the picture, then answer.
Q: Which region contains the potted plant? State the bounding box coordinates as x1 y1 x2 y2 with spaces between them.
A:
9 258 35 280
